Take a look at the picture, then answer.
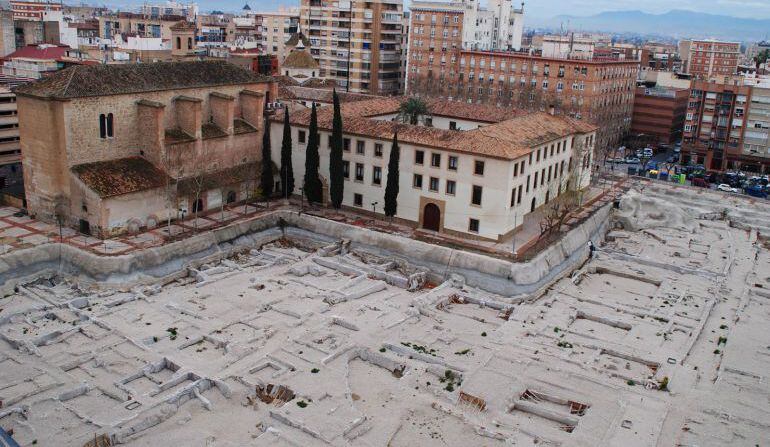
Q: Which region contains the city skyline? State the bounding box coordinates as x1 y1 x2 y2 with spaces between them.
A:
88 0 770 20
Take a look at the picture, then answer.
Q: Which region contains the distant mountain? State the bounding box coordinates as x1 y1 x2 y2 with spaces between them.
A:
530 10 770 42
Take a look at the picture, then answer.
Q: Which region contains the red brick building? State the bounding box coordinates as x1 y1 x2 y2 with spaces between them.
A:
10 0 62 21
630 86 688 146
406 4 638 156
680 40 740 80
682 80 751 171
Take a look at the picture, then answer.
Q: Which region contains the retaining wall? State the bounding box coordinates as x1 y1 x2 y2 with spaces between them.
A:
0 204 612 298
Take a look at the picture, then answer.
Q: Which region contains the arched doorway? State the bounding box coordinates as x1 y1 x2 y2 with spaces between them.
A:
530 197 537 213
423 203 440 231
226 191 237 204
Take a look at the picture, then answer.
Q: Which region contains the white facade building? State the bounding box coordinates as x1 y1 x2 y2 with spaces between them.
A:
411 0 524 51
270 97 595 241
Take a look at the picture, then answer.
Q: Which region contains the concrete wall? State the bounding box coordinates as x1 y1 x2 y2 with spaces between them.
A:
0 204 611 299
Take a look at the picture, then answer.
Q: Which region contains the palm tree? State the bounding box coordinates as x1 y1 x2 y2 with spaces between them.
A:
397 97 429 125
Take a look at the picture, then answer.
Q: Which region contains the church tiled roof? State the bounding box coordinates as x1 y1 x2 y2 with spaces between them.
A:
15 61 273 99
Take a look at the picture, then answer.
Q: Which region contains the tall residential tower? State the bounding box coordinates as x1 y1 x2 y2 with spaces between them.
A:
300 0 404 94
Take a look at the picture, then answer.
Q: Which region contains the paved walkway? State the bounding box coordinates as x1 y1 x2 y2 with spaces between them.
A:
0 178 626 261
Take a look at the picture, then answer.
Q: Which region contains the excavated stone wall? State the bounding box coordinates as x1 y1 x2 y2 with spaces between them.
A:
0 205 612 298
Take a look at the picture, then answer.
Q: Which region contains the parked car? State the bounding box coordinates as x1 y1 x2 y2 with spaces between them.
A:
717 184 735 192
625 157 641 164
746 185 768 198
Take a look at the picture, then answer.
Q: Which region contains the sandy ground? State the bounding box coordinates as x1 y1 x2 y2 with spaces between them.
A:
0 185 769 446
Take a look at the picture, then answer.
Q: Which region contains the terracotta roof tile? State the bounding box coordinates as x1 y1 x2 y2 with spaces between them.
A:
72 157 170 198
282 49 319 70
273 97 597 160
177 161 259 195
14 61 273 99
202 123 228 139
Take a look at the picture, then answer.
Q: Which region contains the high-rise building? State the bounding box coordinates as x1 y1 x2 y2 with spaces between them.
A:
682 79 751 171
300 0 404 95
258 10 300 62
682 75 770 173
631 86 689 147
679 39 740 80
409 0 524 52
405 6 638 155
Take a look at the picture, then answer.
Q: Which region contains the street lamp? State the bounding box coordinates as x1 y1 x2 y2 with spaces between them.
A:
371 201 378 215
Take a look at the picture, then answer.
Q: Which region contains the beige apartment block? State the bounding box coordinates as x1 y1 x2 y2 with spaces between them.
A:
301 0 403 95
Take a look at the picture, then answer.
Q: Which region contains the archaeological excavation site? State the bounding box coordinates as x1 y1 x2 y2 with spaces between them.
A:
1 182 770 446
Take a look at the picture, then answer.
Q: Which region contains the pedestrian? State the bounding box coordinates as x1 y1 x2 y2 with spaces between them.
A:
588 240 596 259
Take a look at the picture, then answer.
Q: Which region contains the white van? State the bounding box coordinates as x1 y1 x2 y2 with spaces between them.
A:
642 147 654 157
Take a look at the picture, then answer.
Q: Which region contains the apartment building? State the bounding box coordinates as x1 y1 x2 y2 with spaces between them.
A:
98 13 186 42
406 7 637 155
270 97 595 241
15 61 276 236
679 39 740 80
410 0 524 52
139 1 198 21
300 0 404 95
9 0 62 21
682 79 751 171
631 86 688 146
743 86 770 169
541 34 596 60
2 44 94 79
641 42 682 73
0 87 21 189
259 10 300 61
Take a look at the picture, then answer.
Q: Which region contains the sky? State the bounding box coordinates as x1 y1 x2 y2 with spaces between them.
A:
94 0 770 19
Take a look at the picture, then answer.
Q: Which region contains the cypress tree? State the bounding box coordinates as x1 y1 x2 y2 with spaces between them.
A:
280 107 295 198
260 117 274 201
384 132 400 219
329 89 344 209
304 103 323 204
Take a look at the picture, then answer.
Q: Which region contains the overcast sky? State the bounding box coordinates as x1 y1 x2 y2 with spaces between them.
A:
98 0 770 19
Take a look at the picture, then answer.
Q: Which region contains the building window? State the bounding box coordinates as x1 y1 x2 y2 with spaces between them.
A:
356 140 365 154
448 156 458 171
474 160 485 176
413 174 423 188
298 130 306 144
449 121 457 130
446 180 456 195
471 185 482 206
374 143 383 157
468 218 479 233
343 161 350 179
429 176 439 191
99 113 114 139
533 172 538 189
431 153 441 167
343 138 351 151
373 166 382 185
354 193 363 207
355 163 364 181
425 117 433 127
415 150 425 165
